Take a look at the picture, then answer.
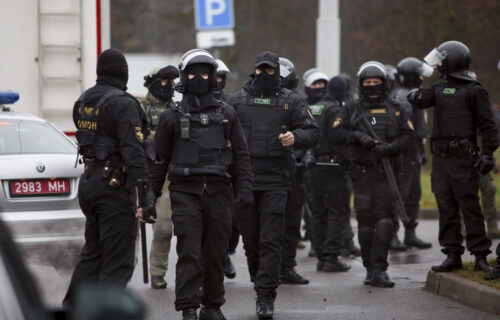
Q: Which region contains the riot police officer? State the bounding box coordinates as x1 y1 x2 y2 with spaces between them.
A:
214 59 231 102
151 49 253 320
227 51 319 319
333 61 414 288
303 68 329 105
278 57 310 285
140 65 179 289
64 48 156 304
389 57 434 250
408 41 498 273
309 75 353 273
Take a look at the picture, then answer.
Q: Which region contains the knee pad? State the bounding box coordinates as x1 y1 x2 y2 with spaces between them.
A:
374 219 394 243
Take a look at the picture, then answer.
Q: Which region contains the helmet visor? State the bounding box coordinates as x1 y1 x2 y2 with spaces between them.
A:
420 62 434 77
424 48 446 67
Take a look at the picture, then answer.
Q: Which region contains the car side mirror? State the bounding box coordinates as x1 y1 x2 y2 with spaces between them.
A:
70 284 144 320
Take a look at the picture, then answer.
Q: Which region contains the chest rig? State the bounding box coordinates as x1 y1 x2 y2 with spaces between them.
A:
169 102 232 177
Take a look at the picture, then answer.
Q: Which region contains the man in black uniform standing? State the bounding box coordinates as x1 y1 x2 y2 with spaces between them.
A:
309 75 352 273
390 57 434 250
408 41 498 273
228 51 319 319
333 61 414 288
64 48 156 304
151 49 253 320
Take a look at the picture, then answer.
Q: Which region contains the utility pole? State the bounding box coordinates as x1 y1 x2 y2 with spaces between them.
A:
316 0 341 77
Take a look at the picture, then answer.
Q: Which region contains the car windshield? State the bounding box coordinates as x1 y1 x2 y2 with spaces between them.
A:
0 119 75 155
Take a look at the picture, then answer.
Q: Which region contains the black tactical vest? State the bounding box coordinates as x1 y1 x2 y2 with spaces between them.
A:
237 89 291 158
350 102 400 162
74 89 124 161
432 82 476 141
309 103 334 157
169 103 232 177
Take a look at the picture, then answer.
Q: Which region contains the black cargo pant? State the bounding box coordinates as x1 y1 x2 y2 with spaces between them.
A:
351 165 394 272
393 157 422 232
171 188 232 311
281 165 305 269
237 190 288 292
309 164 351 260
431 155 491 256
64 171 137 304
228 212 240 254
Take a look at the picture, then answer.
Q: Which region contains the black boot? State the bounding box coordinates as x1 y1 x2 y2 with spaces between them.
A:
474 256 492 273
224 255 236 279
199 306 226 320
308 246 317 257
370 271 395 288
280 267 309 285
151 275 167 289
431 254 463 272
256 289 275 319
404 226 432 249
341 238 361 257
485 263 500 280
318 256 351 272
389 234 407 251
182 308 198 320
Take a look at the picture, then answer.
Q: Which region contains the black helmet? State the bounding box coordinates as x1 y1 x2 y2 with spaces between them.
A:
178 49 218 90
424 40 471 75
339 72 352 92
357 61 389 100
215 59 232 78
279 57 299 90
396 57 434 88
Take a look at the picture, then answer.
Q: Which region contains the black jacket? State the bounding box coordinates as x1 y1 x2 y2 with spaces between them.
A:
227 78 320 190
408 78 498 154
151 93 253 196
73 76 149 186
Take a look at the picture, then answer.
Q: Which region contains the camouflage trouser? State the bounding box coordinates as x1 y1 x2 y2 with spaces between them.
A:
149 181 173 277
479 172 497 223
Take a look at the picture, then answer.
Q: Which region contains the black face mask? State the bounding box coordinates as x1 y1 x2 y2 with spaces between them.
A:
255 70 279 94
150 81 174 102
306 87 326 104
217 75 227 91
360 83 385 100
187 75 210 96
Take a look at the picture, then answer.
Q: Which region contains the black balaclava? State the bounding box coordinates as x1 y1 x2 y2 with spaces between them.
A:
305 80 327 104
96 48 128 88
327 76 347 103
186 64 211 96
150 81 174 102
217 75 227 91
360 82 385 101
254 63 280 96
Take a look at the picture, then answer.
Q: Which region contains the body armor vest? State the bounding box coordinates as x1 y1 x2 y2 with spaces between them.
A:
309 103 335 157
432 82 476 141
351 102 400 162
169 103 232 177
237 89 291 158
74 89 124 161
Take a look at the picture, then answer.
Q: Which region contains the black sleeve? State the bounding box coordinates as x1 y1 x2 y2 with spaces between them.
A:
331 102 360 145
150 109 177 195
112 97 149 186
389 106 415 153
468 84 499 154
407 85 436 109
226 106 254 193
226 91 242 111
288 94 320 149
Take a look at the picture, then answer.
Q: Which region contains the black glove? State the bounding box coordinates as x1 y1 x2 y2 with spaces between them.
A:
136 180 157 223
474 153 495 175
354 132 377 149
235 188 254 206
373 142 398 157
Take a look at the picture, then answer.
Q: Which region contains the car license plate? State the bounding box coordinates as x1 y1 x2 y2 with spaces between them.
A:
9 179 70 197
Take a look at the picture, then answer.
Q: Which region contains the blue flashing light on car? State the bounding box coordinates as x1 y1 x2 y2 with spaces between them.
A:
0 91 20 105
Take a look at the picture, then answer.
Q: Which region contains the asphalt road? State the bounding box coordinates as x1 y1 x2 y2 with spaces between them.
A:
31 219 500 320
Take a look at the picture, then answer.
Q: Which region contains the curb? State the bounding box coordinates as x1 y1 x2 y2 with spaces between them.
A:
424 270 500 315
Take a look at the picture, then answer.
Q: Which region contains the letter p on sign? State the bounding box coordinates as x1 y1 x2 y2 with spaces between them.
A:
195 0 234 30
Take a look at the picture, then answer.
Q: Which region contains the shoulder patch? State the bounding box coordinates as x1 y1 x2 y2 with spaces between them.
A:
332 117 342 128
407 120 414 131
135 126 144 142
395 111 401 116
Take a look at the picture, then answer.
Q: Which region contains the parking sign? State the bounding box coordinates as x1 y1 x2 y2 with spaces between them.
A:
195 0 234 30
